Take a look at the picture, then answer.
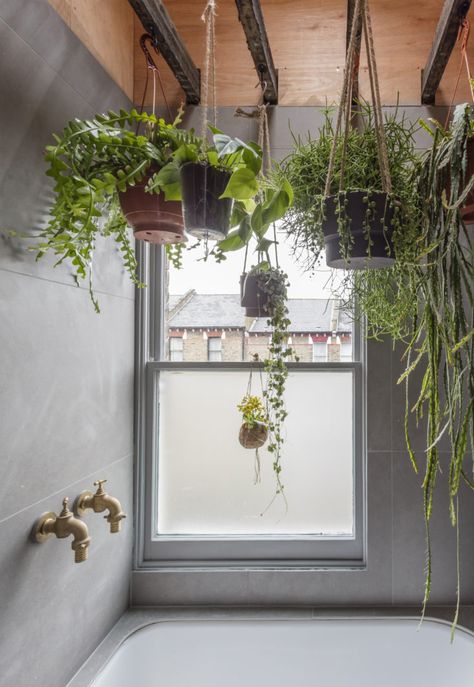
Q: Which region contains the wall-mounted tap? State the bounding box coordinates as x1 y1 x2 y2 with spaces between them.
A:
74 479 126 533
32 497 91 563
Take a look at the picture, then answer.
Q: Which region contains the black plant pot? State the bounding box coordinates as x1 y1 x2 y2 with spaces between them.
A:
180 162 233 240
240 272 269 318
322 190 397 269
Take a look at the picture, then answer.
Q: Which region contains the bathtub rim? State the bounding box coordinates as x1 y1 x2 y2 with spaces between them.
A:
66 606 474 687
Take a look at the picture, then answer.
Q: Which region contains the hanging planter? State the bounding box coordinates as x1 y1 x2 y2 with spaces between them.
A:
322 190 397 269
119 168 185 244
239 421 268 449
240 271 269 317
180 162 233 240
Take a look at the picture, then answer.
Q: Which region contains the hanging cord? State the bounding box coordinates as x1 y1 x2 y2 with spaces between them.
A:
324 0 362 196
362 0 391 193
444 19 474 128
200 0 218 141
138 34 172 123
324 0 392 195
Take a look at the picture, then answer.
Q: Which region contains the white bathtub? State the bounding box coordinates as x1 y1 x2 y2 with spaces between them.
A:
91 618 474 686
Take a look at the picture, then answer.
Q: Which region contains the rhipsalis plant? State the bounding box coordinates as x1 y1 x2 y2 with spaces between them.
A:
335 105 474 632
276 104 421 271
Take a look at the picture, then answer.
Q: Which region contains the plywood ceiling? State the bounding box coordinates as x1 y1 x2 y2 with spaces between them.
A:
135 0 474 107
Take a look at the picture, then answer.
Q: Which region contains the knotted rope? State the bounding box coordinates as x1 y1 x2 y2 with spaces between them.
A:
445 19 474 128
324 0 392 196
200 0 218 141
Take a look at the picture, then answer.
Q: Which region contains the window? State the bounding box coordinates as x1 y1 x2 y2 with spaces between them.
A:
169 336 183 362
207 336 222 362
136 238 364 568
312 341 327 362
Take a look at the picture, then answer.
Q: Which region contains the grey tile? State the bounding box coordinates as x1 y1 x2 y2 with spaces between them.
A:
0 455 133 687
0 19 134 301
366 337 392 452
131 570 251 606
392 451 474 605
268 107 332 150
181 106 252 141
0 270 134 521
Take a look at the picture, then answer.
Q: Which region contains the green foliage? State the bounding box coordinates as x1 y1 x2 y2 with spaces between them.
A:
276 104 421 270
40 108 185 311
237 395 268 428
335 104 474 629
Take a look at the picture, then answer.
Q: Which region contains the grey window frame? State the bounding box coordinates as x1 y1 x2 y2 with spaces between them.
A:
134 245 367 569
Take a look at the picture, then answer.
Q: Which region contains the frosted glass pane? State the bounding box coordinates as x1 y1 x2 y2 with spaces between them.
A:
157 370 353 535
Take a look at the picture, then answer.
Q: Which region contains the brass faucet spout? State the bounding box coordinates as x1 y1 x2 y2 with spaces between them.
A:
33 497 91 563
74 480 126 533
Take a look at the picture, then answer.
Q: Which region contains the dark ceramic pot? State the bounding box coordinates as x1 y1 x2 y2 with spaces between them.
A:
322 190 397 269
180 162 233 240
119 170 185 244
240 272 269 318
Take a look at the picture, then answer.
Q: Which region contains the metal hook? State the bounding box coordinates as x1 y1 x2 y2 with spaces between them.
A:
140 33 159 71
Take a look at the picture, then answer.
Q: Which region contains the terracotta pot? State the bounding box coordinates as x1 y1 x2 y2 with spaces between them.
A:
460 137 474 225
180 162 233 240
322 190 397 270
240 272 269 318
119 170 185 244
239 421 268 449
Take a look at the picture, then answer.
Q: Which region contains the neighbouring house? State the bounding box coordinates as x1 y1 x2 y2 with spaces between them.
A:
167 291 353 362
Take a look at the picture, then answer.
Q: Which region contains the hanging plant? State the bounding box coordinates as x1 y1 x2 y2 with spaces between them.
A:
334 103 474 633
39 107 186 311
238 390 268 484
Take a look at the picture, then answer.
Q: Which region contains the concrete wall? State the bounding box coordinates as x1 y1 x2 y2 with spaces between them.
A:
0 3 134 686
132 105 474 610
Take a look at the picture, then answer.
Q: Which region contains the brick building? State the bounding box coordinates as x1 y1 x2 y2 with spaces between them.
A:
167 292 352 362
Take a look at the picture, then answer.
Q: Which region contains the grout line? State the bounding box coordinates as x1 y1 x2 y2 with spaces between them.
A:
0 265 135 303
0 452 133 525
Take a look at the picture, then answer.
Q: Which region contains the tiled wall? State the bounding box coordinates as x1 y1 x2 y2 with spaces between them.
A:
132 105 474 609
0 3 134 686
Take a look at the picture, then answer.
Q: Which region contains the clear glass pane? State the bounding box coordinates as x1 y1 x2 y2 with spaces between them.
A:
157 369 354 536
163 233 354 362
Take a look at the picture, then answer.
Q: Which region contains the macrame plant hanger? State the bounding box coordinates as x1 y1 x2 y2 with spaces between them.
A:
324 0 392 200
242 361 267 484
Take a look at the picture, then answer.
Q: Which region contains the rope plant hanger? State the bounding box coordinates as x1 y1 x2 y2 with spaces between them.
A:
118 34 185 245
321 0 401 270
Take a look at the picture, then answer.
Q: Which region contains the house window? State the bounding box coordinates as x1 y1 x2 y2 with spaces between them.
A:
208 336 222 362
169 336 183 362
137 243 364 567
312 341 327 362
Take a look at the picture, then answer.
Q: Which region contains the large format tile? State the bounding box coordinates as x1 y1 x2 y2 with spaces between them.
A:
0 455 133 687
392 451 474 605
366 337 392 453
0 18 134 301
0 270 134 521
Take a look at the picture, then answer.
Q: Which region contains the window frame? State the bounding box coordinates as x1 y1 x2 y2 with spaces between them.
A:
134 245 367 570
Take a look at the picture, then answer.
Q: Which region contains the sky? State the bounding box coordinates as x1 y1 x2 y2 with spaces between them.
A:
168 226 346 300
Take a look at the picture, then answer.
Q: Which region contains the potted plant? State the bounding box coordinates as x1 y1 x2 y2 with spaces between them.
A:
238 394 268 449
39 108 187 311
150 125 262 241
276 105 420 272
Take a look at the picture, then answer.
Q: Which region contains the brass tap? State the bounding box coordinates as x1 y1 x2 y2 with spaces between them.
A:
32 497 91 563
74 479 126 533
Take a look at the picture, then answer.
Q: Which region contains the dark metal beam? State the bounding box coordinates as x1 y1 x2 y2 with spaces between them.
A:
346 0 363 108
421 0 472 105
235 0 278 104
128 0 200 104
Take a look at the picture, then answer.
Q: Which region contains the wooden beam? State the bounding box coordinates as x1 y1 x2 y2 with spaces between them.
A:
346 0 363 109
128 0 200 104
421 0 472 105
235 0 278 104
